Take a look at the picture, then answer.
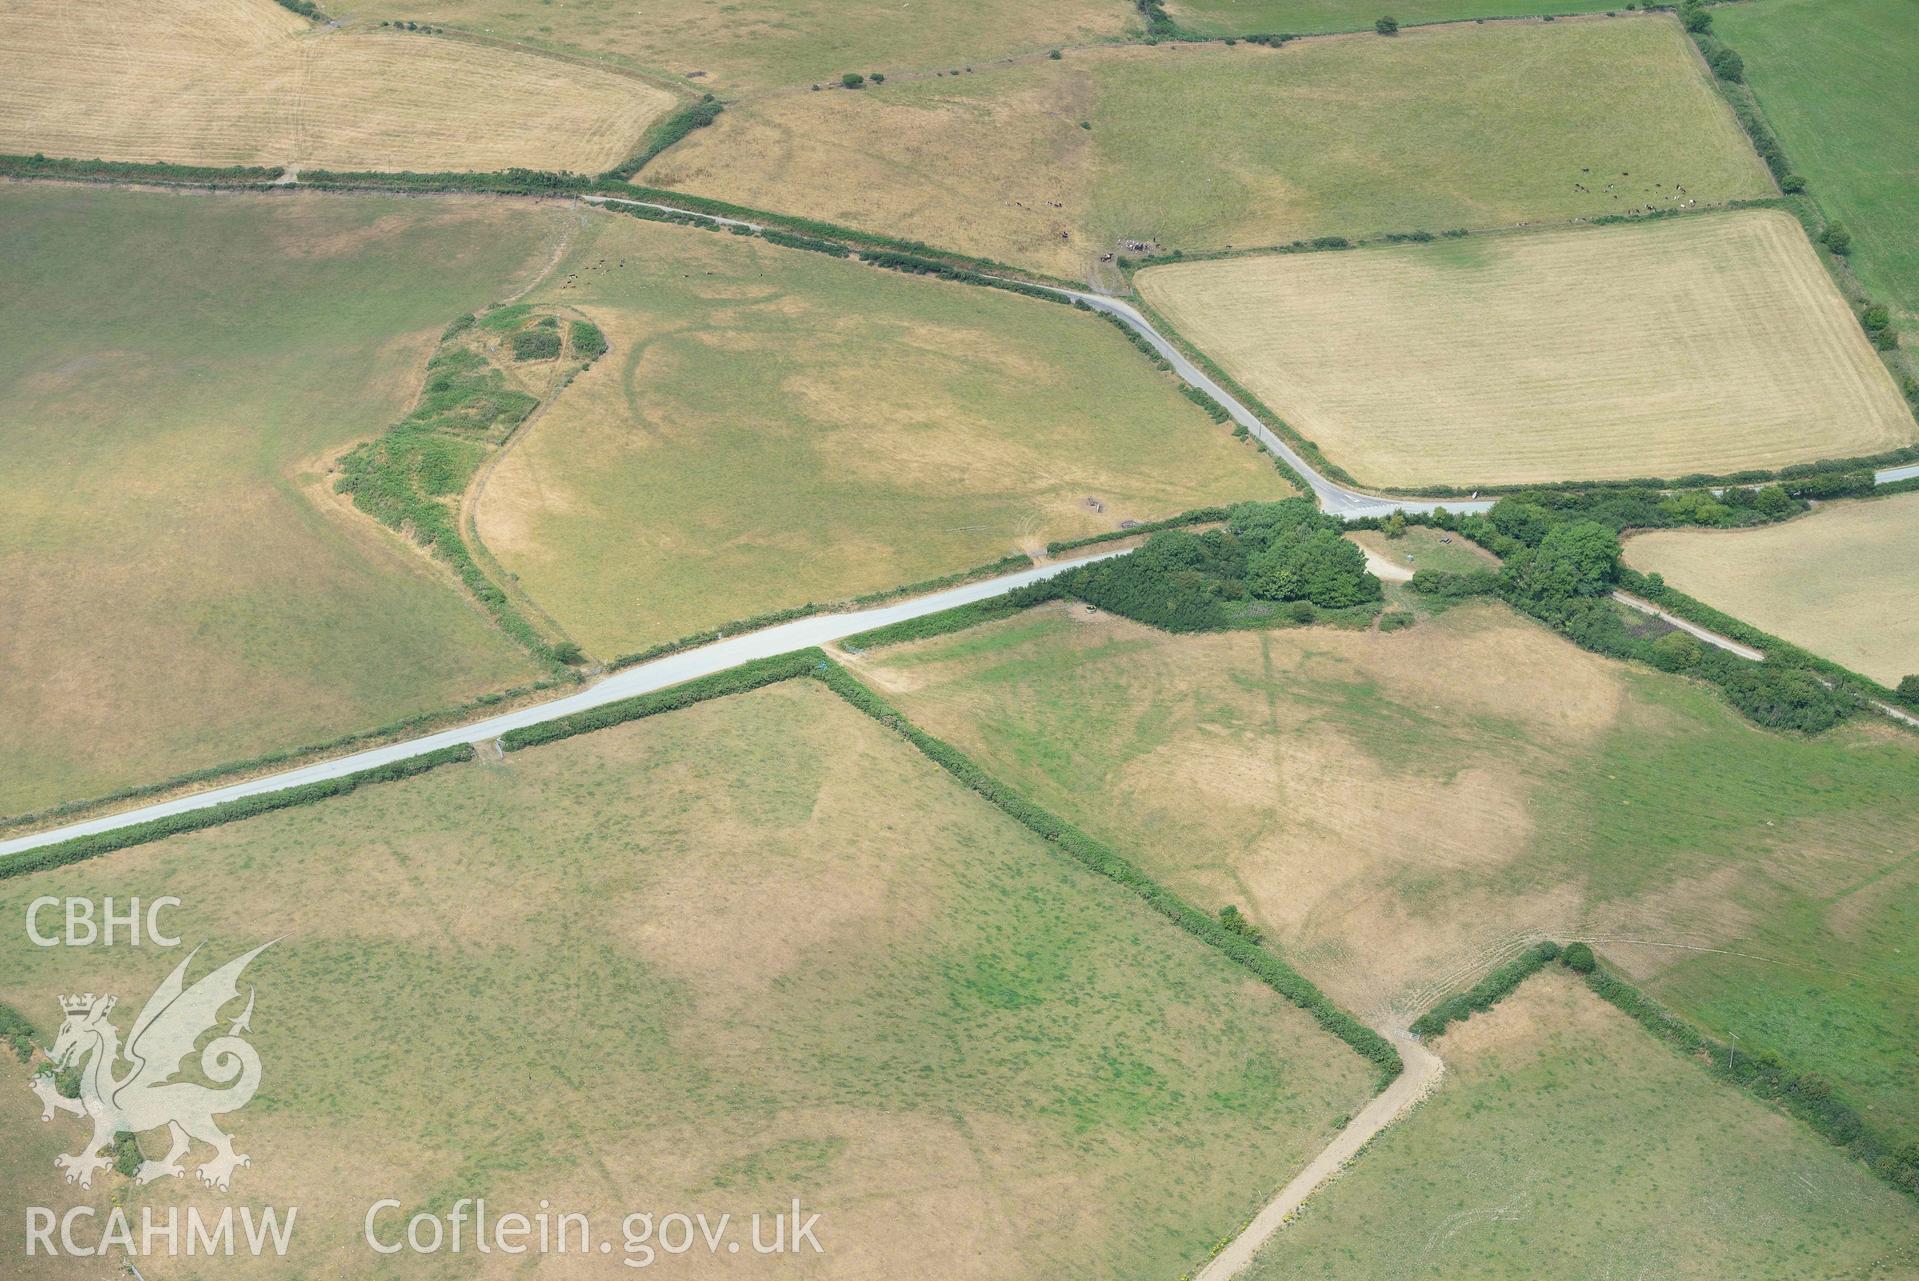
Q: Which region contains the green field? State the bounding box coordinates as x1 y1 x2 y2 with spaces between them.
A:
328 0 1132 93
1719 0 1919 335
653 17 1773 277
853 600 1919 1143
1166 1 1619 35
0 680 1372 1279
0 186 563 817
1248 971 1919 1279
473 208 1286 657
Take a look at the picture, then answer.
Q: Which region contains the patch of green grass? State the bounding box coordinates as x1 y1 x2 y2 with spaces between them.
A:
472 210 1287 655
0 681 1372 1279
1167 0 1618 36
1719 0 1919 332
661 18 1772 277
1249 972 1918 1280
1090 18 1769 252
858 602 1919 1143
0 185 559 815
329 0 1131 92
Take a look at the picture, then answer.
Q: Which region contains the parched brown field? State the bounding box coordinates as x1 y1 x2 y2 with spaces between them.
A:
473 209 1286 657
1138 211 1915 486
0 681 1373 1280
849 600 1919 1152
0 185 565 817
329 0 1130 94
1625 491 1919 686
650 18 1774 279
0 0 672 172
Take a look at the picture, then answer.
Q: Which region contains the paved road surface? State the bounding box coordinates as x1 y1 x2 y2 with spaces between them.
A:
0 553 1123 860
1055 290 1492 520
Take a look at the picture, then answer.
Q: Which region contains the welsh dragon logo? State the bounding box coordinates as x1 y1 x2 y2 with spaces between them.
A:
31 942 273 1192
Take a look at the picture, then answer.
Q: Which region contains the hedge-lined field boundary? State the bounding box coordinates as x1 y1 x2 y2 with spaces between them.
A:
1408 941 1919 1199
501 651 825 750
1581 954 1919 1199
0 676 573 837
1129 297 1354 491
814 660 1403 1083
841 582 1066 651
1407 941 1561 1038
1044 506 1228 555
603 95 721 181
1617 566 1904 707
604 554 1034 671
0 747 475 881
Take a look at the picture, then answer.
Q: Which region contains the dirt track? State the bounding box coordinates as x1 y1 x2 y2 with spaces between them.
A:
1194 1030 1445 1281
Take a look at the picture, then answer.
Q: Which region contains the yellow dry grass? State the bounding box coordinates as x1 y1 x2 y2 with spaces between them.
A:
854 600 1919 1027
1624 491 1919 685
1138 210 1916 486
651 19 1774 280
0 0 672 172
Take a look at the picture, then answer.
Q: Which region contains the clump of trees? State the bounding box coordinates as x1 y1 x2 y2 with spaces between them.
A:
1407 493 1856 734
569 319 607 360
1374 15 1399 34
1218 905 1261 944
1049 499 1382 632
1898 676 1919 709
510 327 562 361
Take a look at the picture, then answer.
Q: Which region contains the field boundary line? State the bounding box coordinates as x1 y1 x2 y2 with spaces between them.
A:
1190 1031 1442 1281
0 555 1128 861
813 658 1405 1080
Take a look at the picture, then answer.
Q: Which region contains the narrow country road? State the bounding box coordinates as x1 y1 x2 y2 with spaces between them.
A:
1612 590 1765 660
0 552 1126 860
588 195 1492 519
1194 1030 1445 1281
1053 290 1491 520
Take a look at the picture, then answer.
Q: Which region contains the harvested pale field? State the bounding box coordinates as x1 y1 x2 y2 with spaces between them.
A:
853 599 1919 1140
1249 972 1919 1280
1139 211 1915 486
0 185 562 817
0 0 671 172
0 681 1373 1281
329 0 1130 93
473 207 1287 657
651 17 1774 278
1624 491 1919 686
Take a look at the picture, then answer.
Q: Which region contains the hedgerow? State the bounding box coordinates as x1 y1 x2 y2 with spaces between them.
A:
816 662 1403 1082
0 747 475 881
1579 958 1919 1199
500 651 824 750
334 316 583 669
841 582 1065 650
1408 941 1560 1038
602 95 723 181
1044 506 1228 555
0 676 572 837
602 554 1033 672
